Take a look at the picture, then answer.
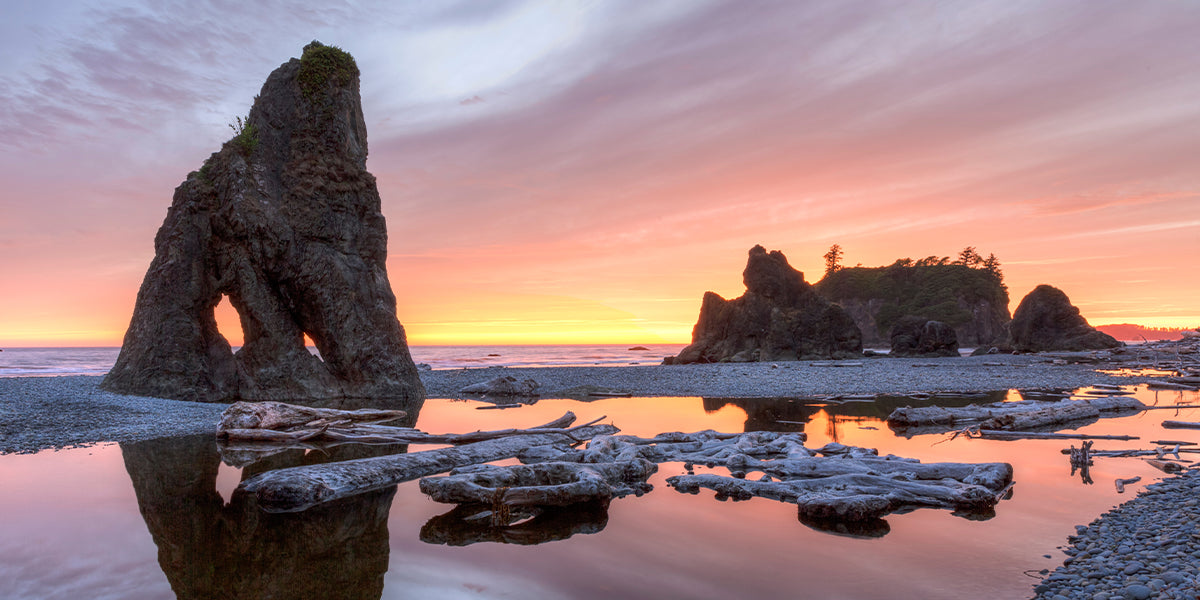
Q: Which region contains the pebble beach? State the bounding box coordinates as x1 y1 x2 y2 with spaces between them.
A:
1033 471 1200 600
0 354 1152 454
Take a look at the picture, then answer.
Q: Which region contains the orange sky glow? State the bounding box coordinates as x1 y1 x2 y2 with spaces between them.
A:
1 2 1197 347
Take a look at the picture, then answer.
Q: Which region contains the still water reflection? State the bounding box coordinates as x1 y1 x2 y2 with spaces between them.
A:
2 386 1197 599
122 436 400 599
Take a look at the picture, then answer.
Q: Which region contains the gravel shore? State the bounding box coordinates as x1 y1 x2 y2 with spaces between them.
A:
0 354 1148 454
0 375 228 454
1033 471 1200 600
423 353 1149 399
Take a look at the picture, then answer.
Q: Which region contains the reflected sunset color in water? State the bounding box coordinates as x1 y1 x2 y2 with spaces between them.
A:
2 385 1196 599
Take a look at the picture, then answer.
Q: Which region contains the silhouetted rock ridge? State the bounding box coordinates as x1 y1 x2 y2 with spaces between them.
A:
668 246 862 364
102 42 425 405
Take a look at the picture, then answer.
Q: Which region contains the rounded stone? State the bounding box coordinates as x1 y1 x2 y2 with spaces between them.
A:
1123 584 1152 600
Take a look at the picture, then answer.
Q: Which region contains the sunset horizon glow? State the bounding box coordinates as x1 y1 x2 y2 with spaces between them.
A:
2 1 1197 348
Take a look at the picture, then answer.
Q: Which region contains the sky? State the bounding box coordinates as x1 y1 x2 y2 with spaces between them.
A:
1 0 1198 347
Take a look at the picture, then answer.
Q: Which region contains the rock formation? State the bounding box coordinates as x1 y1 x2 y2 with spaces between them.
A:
817 262 1009 347
889 317 959 357
667 246 862 364
1007 285 1121 352
102 42 424 405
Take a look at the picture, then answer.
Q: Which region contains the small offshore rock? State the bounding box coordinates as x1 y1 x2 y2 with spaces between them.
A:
1008 285 1121 352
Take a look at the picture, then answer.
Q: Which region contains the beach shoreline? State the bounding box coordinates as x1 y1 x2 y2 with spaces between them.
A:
0 354 1152 454
1 356 1192 597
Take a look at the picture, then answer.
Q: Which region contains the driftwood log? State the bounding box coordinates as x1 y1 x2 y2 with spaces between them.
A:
419 460 657 507
219 401 407 431
459 375 540 396
970 430 1139 441
667 469 1008 522
518 430 814 467
1148 382 1200 391
1060 444 1190 461
888 397 1146 434
509 429 1013 524
225 403 1016 528
1162 420 1200 429
218 402 583 448
1069 440 1094 484
238 424 617 512
1115 476 1141 493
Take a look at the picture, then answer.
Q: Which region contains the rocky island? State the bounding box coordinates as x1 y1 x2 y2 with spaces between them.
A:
816 256 1010 348
667 245 863 364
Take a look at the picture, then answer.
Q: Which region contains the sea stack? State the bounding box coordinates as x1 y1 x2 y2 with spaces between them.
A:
668 245 862 364
1007 285 1121 352
102 42 425 405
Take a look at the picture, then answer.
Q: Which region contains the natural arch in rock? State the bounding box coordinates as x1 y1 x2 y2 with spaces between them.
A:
102 42 424 405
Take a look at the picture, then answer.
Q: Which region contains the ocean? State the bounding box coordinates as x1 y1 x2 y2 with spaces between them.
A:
0 344 688 377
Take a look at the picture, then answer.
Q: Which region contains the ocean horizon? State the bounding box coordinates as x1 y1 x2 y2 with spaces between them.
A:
0 344 690 378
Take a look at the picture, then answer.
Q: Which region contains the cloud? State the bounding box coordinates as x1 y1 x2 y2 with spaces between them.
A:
3 0 1200 342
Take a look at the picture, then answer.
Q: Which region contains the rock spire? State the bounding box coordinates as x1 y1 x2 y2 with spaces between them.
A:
668 245 863 364
103 42 425 405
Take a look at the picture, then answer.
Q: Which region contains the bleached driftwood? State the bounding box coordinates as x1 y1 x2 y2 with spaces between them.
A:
218 401 583 448
218 401 408 432
887 397 1146 434
230 405 1019 529
667 468 1009 522
1115 476 1141 493
971 430 1139 441
1069 440 1094 484
720 455 1011 488
459 375 540 396
1148 381 1199 391
419 459 657 507
239 424 618 512
523 430 814 467
513 429 1013 524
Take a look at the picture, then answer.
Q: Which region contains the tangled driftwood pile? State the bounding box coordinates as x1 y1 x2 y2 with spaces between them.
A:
219 402 1015 530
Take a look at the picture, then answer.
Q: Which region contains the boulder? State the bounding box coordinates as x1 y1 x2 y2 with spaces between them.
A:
102 42 425 405
1007 285 1121 352
668 246 862 364
889 317 959 357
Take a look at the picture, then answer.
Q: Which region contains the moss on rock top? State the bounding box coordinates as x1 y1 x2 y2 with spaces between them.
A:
298 41 359 99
